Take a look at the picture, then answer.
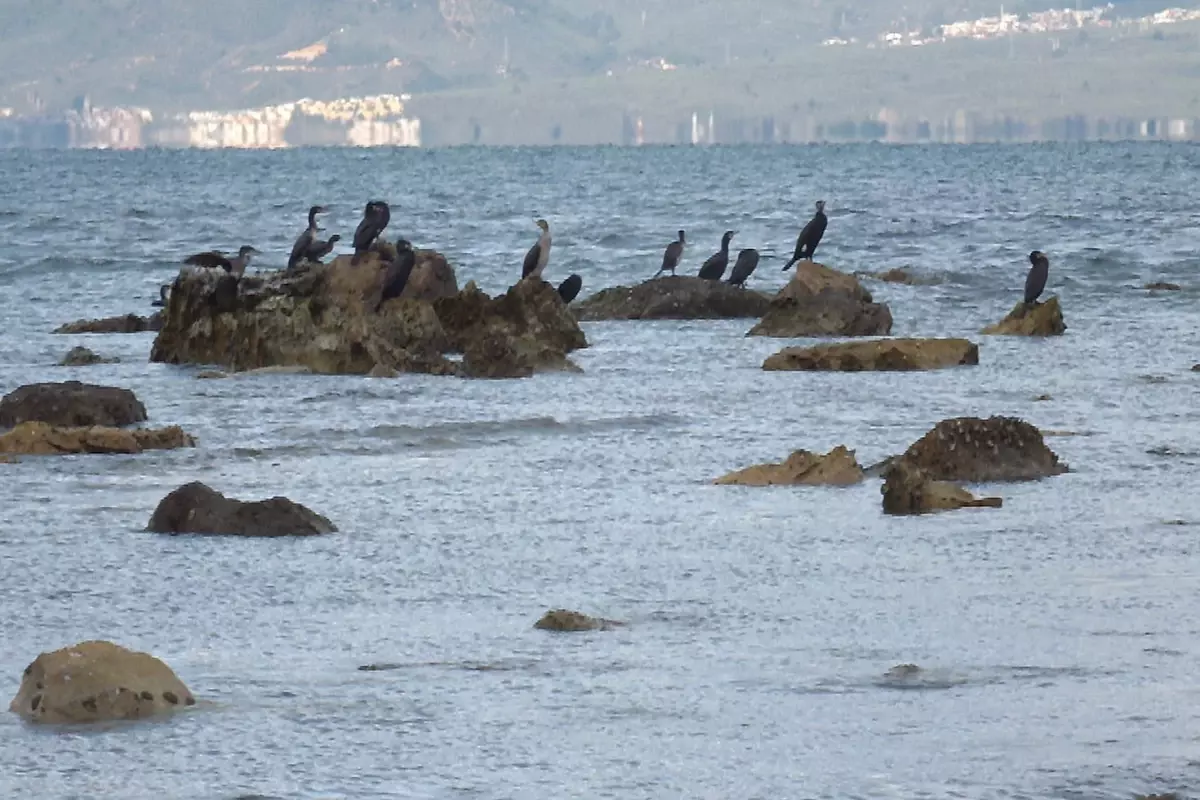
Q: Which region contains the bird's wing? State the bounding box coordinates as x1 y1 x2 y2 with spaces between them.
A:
353 218 377 251
183 251 231 269
288 230 313 268
523 242 541 277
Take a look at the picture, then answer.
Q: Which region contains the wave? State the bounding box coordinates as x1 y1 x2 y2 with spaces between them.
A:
366 413 681 445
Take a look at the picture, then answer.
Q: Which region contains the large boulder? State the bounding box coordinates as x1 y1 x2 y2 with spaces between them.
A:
898 416 1068 482
0 422 194 455
982 297 1066 336
881 460 1003 515
714 445 864 486
748 262 893 337
10 640 195 724
0 381 146 428
572 276 772 321
147 481 336 536
53 312 162 334
763 338 979 372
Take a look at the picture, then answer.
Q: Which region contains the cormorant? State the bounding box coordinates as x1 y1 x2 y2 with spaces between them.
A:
377 239 417 311
183 245 260 276
352 201 391 265
557 274 582 304
307 233 341 263
698 231 736 280
522 219 552 280
1025 250 1050 305
782 200 827 271
653 230 686 278
151 284 170 307
287 205 329 270
727 248 760 288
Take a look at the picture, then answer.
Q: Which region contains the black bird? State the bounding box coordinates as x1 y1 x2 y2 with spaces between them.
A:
151 284 170 307
183 245 260 276
782 200 828 270
653 230 686 278
307 233 341 263
287 205 329 269
522 219 552 280
1025 250 1050 305
727 248 761 288
377 239 417 311
352 201 391 265
556 274 583 304
698 230 736 280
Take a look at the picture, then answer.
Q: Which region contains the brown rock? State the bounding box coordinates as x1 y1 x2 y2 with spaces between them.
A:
899 416 1068 482
534 609 623 632
714 445 864 486
872 268 917 284
1144 282 1181 291
10 640 195 724
146 481 336 536
572 275 772 321
0 381 147 428
59 346 117 367
401 250 460 302
763 338 978 372
881 460 1003 515
0 422 195 455
982 297 1066 336
54 312 162 334
748 262 893 338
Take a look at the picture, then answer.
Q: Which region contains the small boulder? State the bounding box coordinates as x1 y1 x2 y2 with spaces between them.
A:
982 297 1066 336
147 481 336 536
748 262 893 338
59 346 117 367
534 609 623 632
572 275 772 321
881 460 1003 515
1144 282 1181 291
400 250 459 302
763 338 978 372
899 416 1068 482
863 268 919 285
714 445 864 486
0 381 147 428
0 422 194 456
53 312 162 334
10 640 195 724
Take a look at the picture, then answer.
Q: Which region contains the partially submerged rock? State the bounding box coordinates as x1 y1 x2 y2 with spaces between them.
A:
59 346 117 366
572 275 771 321
899 416 1068 482
714 445 864 486
748 262 893 338
53 312 162 334
533 609 623 632
0 381 146 428
0 422 194 455
147 481 336 536
762 338 978 372
10 640 195 724
861 268 920 285
881 460 1003 515
1144 282 1181 291
982 297 1066 336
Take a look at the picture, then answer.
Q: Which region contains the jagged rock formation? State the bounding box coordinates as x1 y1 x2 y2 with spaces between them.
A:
762 338 978 371
147 482 336 536
572 276 772 321
53 313 162 334
0 381 146 428
714 445 865 486
982 297 1066 336
748 262 893 338
898 416 1068 482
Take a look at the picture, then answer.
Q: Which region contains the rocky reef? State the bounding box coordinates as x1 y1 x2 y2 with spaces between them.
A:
572 275 772 321
982 297 1066 336
748 262 893 338
147 482 336 537
714 446 865 486
762 338 979 372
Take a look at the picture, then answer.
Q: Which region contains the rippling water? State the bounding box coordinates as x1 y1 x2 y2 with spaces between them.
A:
1 143 1199 800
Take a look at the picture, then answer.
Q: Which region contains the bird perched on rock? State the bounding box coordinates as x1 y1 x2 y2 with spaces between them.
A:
183 245 260 277
287 204 329 269
653 230 686 278
556 274 582 304
151 284 170 307
1024 250 1050 306
376 240 417 311
522 219 552 281
352 201 391 265
727 248 761 288
782 200 827 270
698 231 736 280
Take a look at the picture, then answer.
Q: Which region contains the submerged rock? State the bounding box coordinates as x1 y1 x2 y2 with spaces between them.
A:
53 312 162 334
763 338 978 372
0 422 194 456
881 460 1003 515
533 609 623 632
572 275 771 321
714 445 864 486
59 346 118 367
860 268 923 285
748 262 893 338
1144 282 1181 291
0 381 146 429
147 481 336 536
982 297 1066 336
10 640 195 724
899 416 1068 482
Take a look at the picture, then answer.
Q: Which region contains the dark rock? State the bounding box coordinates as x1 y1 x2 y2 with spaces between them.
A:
0 381 146 429
881 459 1003 515
898 416 1068 482
748 262 893 338
59 346 117 366
1144 282 1181 291
572 275 772 321
146 481 337 537
54 312 162 334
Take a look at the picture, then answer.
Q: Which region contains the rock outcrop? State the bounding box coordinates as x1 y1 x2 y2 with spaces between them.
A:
881 460 1004 515
53 313 162 334
0 422 194 455
762 338 979 372
147 481 336 536
59 346 117 366
10 640 195 724
0 381 146 428
714 445 865 486
898 416 1068 482
534 609 623 632
572 276 772 321
982 297 1066 336
748 262 893 338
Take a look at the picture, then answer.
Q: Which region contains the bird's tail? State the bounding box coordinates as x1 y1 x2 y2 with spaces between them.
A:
782 258 796 271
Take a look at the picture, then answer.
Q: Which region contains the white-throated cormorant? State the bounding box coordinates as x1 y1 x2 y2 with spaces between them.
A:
653 230 686 278
288 205 329 269
522 219 552 280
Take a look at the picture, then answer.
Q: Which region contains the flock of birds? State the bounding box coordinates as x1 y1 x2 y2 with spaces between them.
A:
169 197 1053 310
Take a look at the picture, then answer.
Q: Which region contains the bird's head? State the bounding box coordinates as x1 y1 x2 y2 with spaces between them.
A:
535 218 550 232
238 245 260 258
678 229 686 242
723 230 736 243
310 205 328 216
816 200 826 213
396 239 413 251
327 234 342 244
1029 250 1046 265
